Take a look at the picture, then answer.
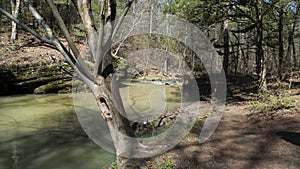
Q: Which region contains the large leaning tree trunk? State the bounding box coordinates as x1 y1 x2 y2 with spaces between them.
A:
0 0 148 168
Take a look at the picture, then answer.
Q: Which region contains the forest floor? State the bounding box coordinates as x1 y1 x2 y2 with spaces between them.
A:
1 34 300 169
158 90 300 169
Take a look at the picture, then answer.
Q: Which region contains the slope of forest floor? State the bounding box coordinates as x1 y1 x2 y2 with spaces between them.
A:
0 34 73 95
165 98 300 169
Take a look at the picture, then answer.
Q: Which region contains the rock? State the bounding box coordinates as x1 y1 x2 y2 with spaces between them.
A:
0 64 72 95
33 79 72 94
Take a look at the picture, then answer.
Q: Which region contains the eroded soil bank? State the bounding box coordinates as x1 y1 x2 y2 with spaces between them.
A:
0 44 72 95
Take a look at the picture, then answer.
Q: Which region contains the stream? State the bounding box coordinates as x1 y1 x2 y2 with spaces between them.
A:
0 81 181 169
0 94 114 169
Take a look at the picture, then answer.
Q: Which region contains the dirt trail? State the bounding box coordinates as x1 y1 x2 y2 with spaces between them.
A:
168 101 300 169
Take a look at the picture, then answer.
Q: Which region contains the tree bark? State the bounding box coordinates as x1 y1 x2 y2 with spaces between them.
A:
10 0 20 43
256 0 267 92
90 0 137 167
223 0 230 75
73 0 97 55
286 2 299 69
162 51 169 75
278 5 284 79
7 0 135 167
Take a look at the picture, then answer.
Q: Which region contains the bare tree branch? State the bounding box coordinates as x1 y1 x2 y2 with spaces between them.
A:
102 0 134 55
46 0 93 80
23 0 55 40
113 15 141 57
94 0 107 76
23 0 95 86
94 0 134 77
111 0 133 40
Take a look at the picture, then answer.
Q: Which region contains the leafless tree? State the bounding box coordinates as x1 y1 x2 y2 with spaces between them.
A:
0 0 143 168
10 0 21 42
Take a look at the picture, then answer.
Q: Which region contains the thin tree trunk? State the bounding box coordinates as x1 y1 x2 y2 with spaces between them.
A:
192 54 195 71
10 0 21 43
150 3 153 36
223 0 230 75
178 47 186 74
292 39 297 68
278 5 284 79
231 32 241 77
256 0 267 92
232 41 238 77
246 36 250 74
223 26 229 75
287 3 299 69
293 16 298 69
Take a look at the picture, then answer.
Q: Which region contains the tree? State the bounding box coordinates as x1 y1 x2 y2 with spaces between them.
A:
10 0 21 43
1 0 210 168
286 1 299 69
278 3 284 79
255 0 267 92
0 0 138 168
223 0 231 75
163 0 300 92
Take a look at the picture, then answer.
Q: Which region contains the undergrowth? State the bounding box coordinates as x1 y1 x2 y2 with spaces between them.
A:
109 155 175 169
146 155 175 169
248 90 297 122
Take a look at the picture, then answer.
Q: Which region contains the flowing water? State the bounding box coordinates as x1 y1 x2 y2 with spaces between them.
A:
0 81 181 169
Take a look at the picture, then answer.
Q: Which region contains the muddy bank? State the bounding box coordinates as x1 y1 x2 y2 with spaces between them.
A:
0 45 73 95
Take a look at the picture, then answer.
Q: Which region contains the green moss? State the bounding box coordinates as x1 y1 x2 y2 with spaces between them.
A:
34 80 72 94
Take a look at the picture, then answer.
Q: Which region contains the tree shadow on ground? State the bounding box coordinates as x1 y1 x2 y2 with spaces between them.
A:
196 74 258 104
170 114 300 169
276 131 300 146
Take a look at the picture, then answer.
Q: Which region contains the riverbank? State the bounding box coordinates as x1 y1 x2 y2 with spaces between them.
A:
0 39 73 95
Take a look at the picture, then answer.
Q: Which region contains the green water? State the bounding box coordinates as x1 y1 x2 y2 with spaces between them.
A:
0 82 182 169
0 94 114 169
119 80 182 121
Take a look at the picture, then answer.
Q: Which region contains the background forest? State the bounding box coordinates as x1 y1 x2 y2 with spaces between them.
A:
1 0 299 94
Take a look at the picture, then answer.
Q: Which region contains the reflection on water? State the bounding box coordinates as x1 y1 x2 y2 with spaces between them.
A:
0 94 114 169
119 80 181 121
0 82 182 169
